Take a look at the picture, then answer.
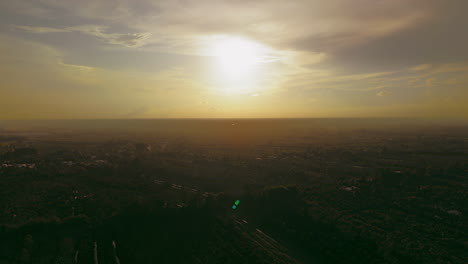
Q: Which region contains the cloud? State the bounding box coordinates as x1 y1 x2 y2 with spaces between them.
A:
318 1 468 73
5 1 468 67
0 1 441 52
111 32 152 47
124 106 151 118
14 24 152 48
410 64 432 71
0 33 210 119
2 0 468 118
377 90 392 96
13 25 69 33
67 25 152 47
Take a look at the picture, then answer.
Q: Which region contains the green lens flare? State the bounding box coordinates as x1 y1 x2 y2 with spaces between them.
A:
232 200 240 209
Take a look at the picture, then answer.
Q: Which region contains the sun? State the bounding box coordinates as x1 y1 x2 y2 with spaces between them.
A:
202 35 275 95
210 36 267 80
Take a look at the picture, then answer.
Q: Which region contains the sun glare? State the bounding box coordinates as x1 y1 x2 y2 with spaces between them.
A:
210 36 268 80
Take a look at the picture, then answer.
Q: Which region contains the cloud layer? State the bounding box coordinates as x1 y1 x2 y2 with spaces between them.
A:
0 0 467 118
14 25 152 48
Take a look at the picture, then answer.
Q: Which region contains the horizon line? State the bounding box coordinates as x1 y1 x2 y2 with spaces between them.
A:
1 117 467 121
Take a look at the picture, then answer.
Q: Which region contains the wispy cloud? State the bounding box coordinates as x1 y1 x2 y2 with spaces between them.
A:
14 24 151 48
13 25 69 33
377 90 392 96
2 0 468 118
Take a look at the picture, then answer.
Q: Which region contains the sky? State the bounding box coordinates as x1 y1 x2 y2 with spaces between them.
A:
0 0 467 119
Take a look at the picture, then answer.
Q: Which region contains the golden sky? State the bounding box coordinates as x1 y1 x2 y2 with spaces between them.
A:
0 0 467 119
